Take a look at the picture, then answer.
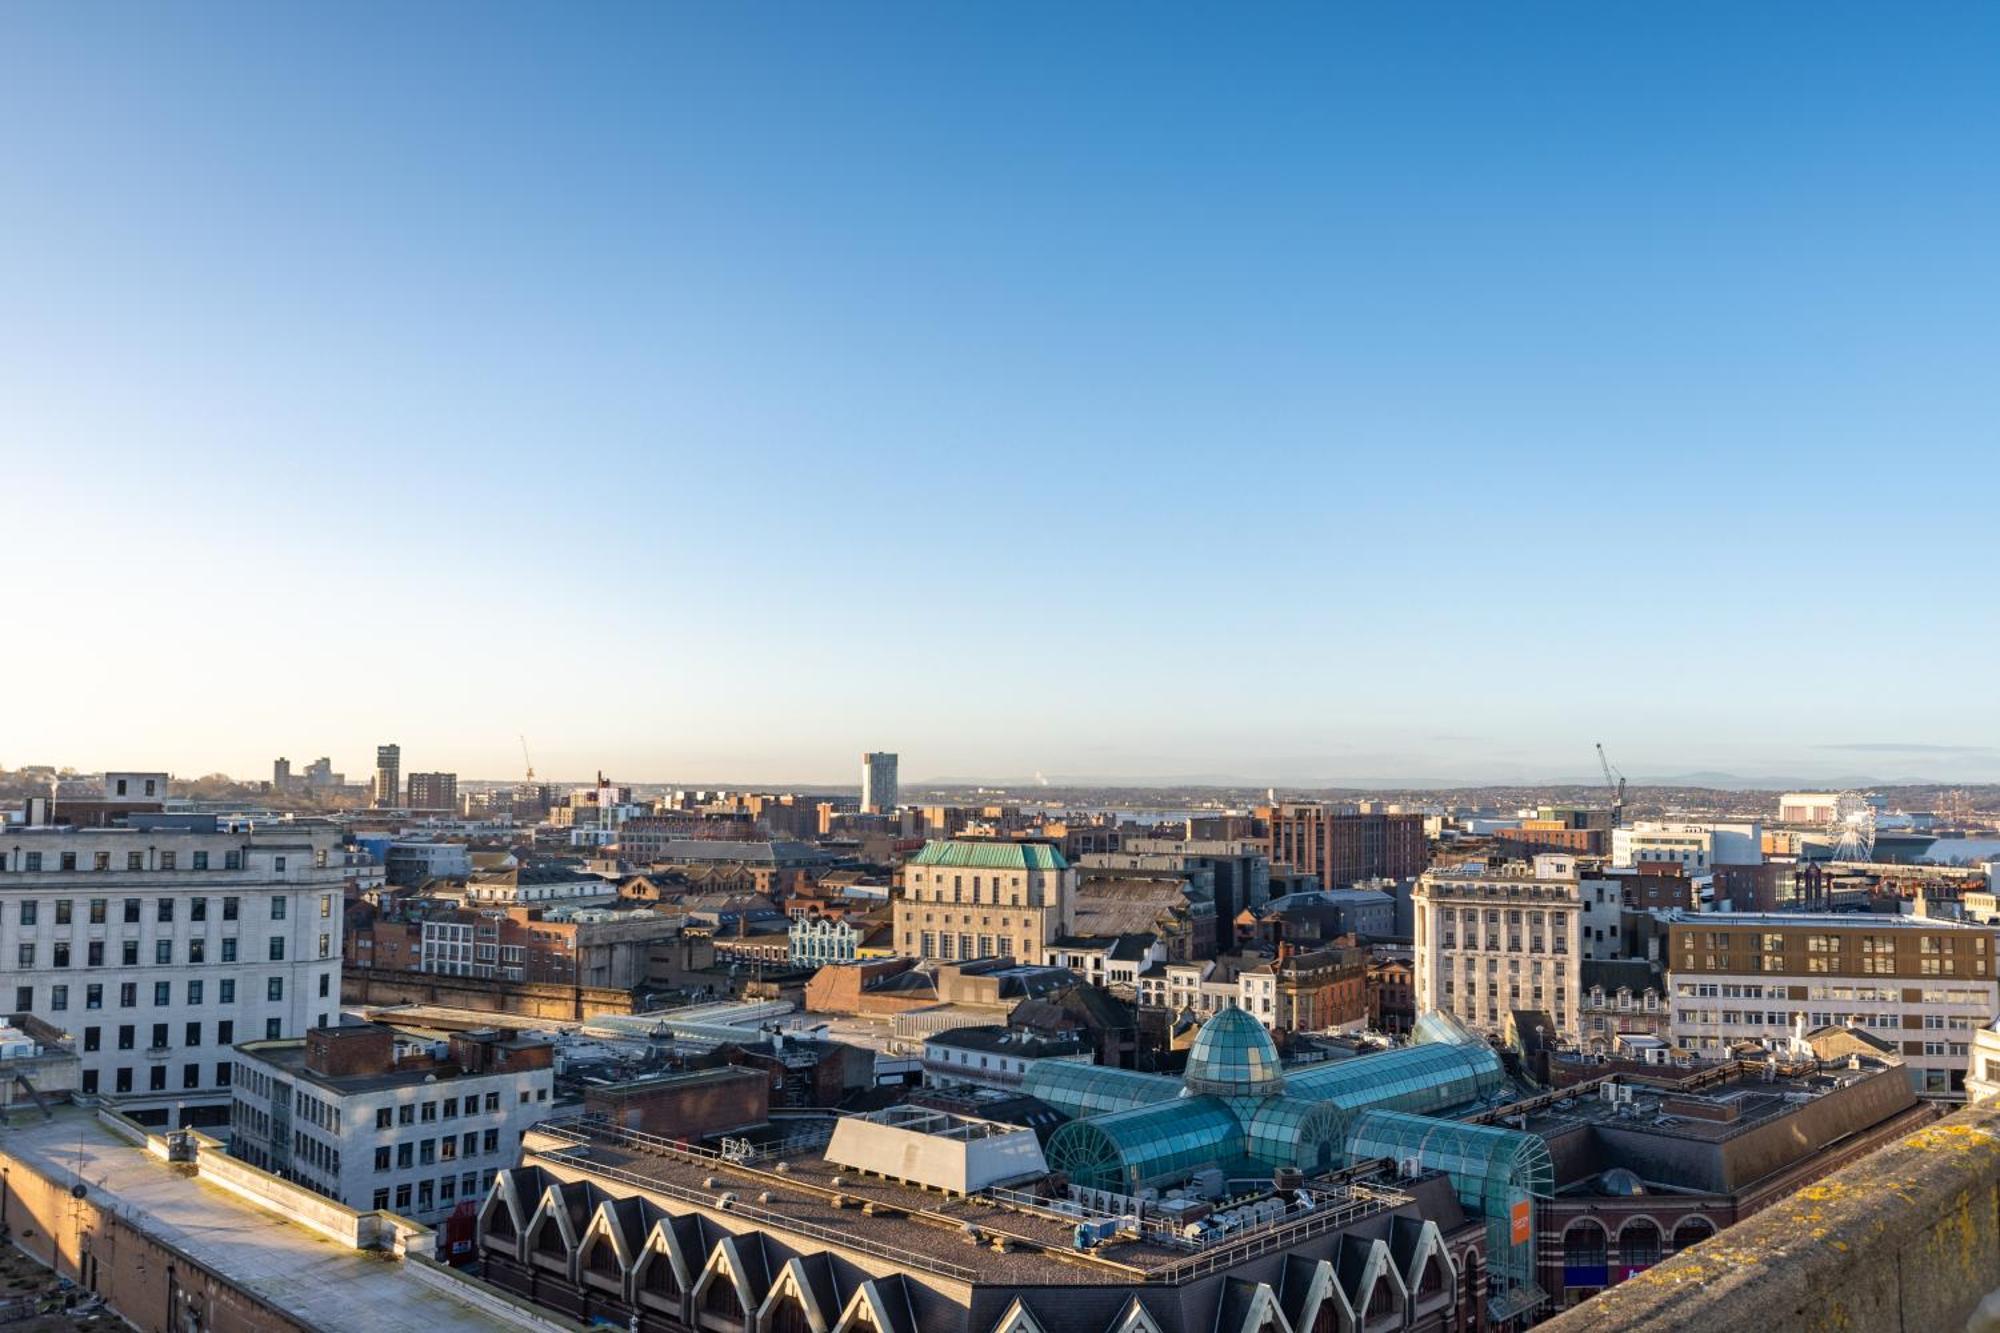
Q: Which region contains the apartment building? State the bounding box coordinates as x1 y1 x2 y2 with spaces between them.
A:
0 822 349 1122
404 771 459 812
1413 854 1584 1041
1664 910 2000 1096
892 839 1075 964
1257 802 1427 887
1611 820 1762 873
229 1022 556 1225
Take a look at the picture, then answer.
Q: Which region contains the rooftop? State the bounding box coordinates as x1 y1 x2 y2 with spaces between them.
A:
0 1107 533 1333
909 840 1069 872
1661 909 1996 930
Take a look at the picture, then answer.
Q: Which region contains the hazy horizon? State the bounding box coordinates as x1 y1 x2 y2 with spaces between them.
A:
5 6 1997 783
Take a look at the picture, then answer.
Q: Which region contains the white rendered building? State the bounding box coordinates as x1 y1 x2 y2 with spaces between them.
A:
0 822 350 1121
1414 854 1584 1040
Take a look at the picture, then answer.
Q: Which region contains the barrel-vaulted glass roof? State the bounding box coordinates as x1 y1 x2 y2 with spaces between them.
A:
1020 1060 1180 1118
1285 1039 1505 1119
1239 1096 1344 1175
1044 1096 1247 1194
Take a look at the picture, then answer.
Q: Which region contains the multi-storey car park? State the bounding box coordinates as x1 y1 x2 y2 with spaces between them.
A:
0 819 352 1124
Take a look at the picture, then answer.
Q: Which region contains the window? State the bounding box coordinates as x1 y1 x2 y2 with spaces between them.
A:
126 853 142 872
12 986 30 1012
55 899 72 925
189 939 205 964
318 933 330 959
159 852 175 872
50 984 67 1011
117 1025 135 1051
421 1102 437 1123
373 1189 390 1210
223 897 239 921
267 977 283 1002
22 856 40 874
377 1108 393 1130
87 942 103 967
394 1184 411 1210
83 1027 101 1052
222 939 238 963
122 941 138 966
269 938 286 961
156 940 172 965
321 894 332 919
157 898 174 923
115 1068 132 1094
123 898 140 923
264 1018 282 1040
86 985 102 1010
150 1023 168 1049
396 1144 413 1169
482 1129 498 1153
153 982 170 1006
88 898 106 923
398 1105 415 1126
192 852 208 871
217 1019 233 1044
318 972 329 998
17 900 35 925
93 853 110 873
219 980 235 1004
15 943 32 968
52 943 69 969
187 979 203 1004
191 897 206 921
185 1022 201 1047
375 1147 392 1171
271 897 287 920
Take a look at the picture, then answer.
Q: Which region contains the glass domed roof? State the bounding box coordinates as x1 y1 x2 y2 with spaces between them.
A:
1182 1006 1285 1098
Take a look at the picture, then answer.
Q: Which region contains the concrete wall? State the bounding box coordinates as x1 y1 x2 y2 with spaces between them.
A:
342 965 638 1019
1541 1102 2000 1333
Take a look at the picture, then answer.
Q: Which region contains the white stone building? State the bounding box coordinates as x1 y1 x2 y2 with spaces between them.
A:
1413 854 1584 1041
0 822 351 1120
229 1023 557 1225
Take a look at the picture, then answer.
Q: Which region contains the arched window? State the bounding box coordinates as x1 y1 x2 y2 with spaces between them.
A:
1365 1280 1395 1320
535 1219 568 1260
1563 1222 1607 1269
1417 1254 1444 1297
1311 1296 1340 1333
488 1205 516 1241
1619 1220 1662 1270
1672 1218 1715 1254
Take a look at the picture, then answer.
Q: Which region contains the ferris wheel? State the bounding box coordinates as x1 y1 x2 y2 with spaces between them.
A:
1826 792 1876 862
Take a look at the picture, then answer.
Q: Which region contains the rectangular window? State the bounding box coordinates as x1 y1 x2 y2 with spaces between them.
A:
88 898 106 923
17 900 34 925
187 979 203 1005
189 939 205 964
157 898 174 923
55 899 72 925
271 897 287 920
192 852 208 871
151 1022 168 1049
15 943 32 968
50 984 67 1011
93 852 110 873
156 940 172 965
13 986 30 1013
223 896 239 921
219 980 236 1004
153 982 170 1006
267 977 283 1002
264 1018 281 1040
318 972 330 998
122 941 138 966
191 897 207 921
269 937 286 961
86 984 102 1010
124 898 140 923
222 939 238 963
52 943 69 969
87 942 103 967
117 1025 135 1051
83 1026 100 1052
377 1108 393 1130
183 1063 200 1089
159 852 176 872
115 1068 132 1094
185 1022 201 1047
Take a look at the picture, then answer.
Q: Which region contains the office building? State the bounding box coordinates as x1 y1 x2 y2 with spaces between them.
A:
0 822 351 1122
404 771 459 811
1664 910 1999 1096
1258 801 1428 888
373 745 401 808
861 750 898 815
1611 820 1762 872
1413 854 1585 1041
272 757 293 791
229 1022 556 1225
893 839 1075 964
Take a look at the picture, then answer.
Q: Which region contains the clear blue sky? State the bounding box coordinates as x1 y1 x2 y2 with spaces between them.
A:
3 4 1997 787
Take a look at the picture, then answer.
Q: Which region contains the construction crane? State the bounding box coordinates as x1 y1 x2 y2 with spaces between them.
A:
519 735 535 782
1596 742 1626 828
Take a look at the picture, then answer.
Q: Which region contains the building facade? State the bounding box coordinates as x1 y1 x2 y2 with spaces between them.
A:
893 840 1075 964
1413 854 1585 1041
1258 802 1427 888
1664 910 1999 1096
405 772 459 812
229 1023 556 1225
373 744 402 808
861 751 898 816
0 824 350 1121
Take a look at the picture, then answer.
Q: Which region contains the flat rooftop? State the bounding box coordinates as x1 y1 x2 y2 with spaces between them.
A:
1524 1066 1892 1145
523 1118 1407 1286
235 1039 514 1095
1661 910 1995 930
0 1106 537 1333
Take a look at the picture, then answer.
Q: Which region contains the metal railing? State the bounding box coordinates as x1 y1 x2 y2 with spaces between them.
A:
1140 1183 1409 1283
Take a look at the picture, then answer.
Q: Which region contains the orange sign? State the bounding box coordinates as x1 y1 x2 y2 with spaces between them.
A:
1510 1198 1533 1245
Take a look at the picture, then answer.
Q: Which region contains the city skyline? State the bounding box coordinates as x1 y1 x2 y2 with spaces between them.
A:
5 6 1999 784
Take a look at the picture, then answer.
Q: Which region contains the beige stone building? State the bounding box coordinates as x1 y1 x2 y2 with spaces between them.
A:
893 840 1074 964
1414 853 1585 1041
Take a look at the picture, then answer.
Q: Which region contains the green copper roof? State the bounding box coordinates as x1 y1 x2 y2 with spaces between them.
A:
908 840 1068 871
